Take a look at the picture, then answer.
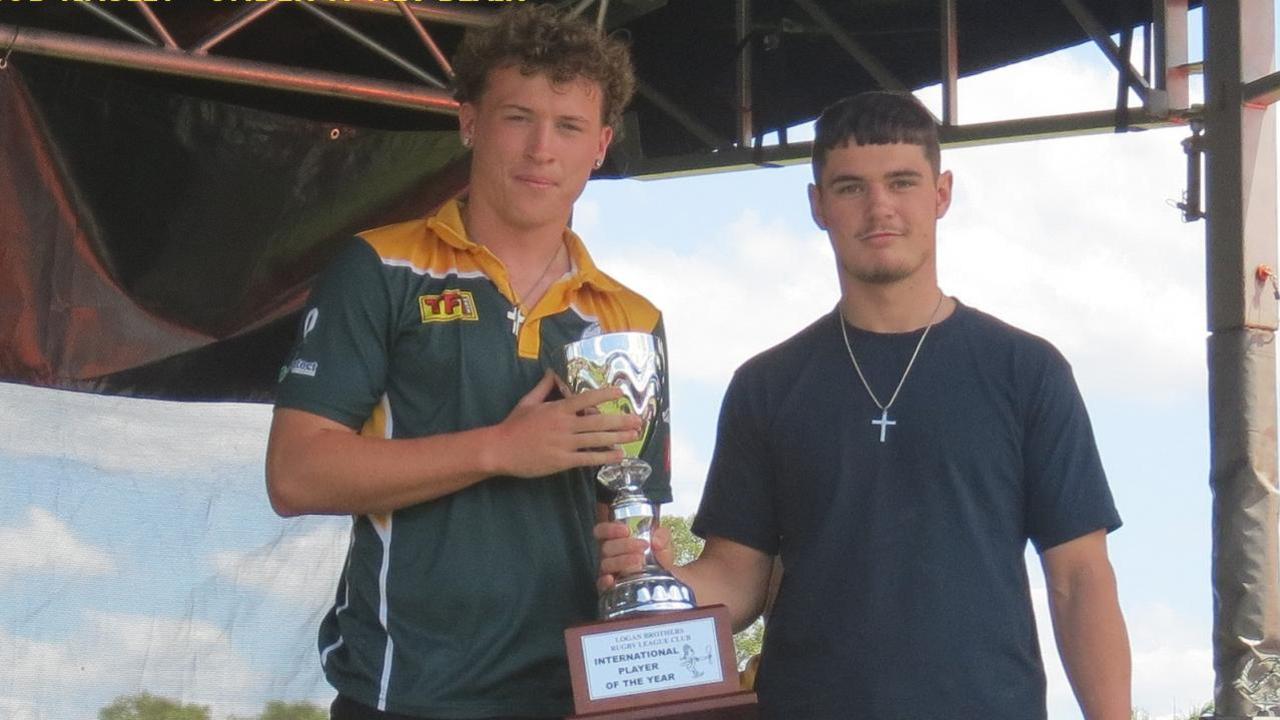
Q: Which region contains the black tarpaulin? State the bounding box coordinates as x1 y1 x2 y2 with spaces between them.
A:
1 56 468 401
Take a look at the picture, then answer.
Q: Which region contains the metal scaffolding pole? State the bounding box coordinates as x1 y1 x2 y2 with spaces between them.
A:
0 24 458 115
1205 0 1280 716
735 0 753 147
939 0 958 125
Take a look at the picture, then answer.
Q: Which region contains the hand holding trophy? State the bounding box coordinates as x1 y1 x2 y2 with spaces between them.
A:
555 332 757 719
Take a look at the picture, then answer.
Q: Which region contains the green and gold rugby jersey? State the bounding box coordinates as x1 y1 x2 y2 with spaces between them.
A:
275 199 671 718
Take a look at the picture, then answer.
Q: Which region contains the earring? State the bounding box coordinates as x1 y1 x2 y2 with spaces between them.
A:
593 158 603 169
462 136 472 148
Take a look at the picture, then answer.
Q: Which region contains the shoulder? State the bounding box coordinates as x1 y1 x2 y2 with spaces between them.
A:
711 314 835 434
601 269 662 317
311 235 383 292
581 269 664 334
952 302 1070 370
737 313 834 380
311 217 447 308
949 303 1081 416
355 217 442 265
313 223 430 297
722 314 835 409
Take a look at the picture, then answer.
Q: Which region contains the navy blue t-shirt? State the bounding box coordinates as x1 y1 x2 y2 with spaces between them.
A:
693 301 1120 720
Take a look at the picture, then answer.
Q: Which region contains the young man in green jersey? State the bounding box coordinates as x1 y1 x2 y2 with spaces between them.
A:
268 6 671 718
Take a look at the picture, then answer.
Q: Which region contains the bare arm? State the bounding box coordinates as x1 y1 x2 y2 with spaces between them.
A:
266 371 640 517
596 523 773 632
1040 529 1131 720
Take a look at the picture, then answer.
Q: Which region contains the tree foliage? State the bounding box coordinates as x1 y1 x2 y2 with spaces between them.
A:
257 700 327 720
101 694 327 720
99 693 210 720
664 514 767 666
1131 701 1211 720
663 514 704 567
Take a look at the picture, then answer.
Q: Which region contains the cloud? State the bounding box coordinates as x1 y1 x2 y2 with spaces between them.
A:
0 696 41 720
0 612 269 720
919 42 1124 123
88 612 260 699
1031 580 1213 719
573 198 602 237
667 431 711 517
0 382 271 477
594 208 838 388
1128 601 1214 718
0 507 115 580
212 518 350 601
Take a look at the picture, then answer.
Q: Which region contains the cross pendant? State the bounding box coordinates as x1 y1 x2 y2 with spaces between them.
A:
871 408 896 443
506 306 526 336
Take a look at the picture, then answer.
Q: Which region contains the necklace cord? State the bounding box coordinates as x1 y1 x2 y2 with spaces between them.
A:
838 294 946 412
512 242 565 310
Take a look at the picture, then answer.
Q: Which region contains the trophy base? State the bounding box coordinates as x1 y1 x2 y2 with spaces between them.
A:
600 572 696 619
564 605 756 719
566 690 758 719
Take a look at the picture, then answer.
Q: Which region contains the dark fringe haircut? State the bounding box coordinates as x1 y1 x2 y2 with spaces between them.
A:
812 91 941 182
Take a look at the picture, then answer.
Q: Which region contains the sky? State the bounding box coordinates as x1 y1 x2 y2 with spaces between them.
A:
0 7 1271 719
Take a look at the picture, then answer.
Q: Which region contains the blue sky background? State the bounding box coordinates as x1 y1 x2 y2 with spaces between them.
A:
0 7 1273 718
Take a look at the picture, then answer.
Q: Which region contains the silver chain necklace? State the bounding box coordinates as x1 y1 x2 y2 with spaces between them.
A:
506 242 565 336
837 294 946 443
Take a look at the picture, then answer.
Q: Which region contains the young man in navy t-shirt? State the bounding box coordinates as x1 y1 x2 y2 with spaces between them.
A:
597 91 1130 720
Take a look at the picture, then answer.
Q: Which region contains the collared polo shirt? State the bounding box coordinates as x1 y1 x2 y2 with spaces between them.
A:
275 199 671 718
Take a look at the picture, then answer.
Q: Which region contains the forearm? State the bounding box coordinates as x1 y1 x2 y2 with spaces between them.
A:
267 420 499 516
268 378 637 517
672 552 769 632
1049 566 1131 719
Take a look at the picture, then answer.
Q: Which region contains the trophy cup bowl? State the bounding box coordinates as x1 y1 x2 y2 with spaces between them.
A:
556 332 696 619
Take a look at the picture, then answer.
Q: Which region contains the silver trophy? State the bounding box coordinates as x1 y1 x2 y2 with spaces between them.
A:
556 332 696 619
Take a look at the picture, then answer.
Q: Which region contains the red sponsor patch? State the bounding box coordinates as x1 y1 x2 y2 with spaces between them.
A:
419 290 479 323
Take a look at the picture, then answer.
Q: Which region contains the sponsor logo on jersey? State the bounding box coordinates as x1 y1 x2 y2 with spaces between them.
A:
419 290 479 323
289 359 319 377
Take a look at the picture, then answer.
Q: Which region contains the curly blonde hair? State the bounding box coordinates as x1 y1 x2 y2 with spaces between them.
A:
452 4 636 130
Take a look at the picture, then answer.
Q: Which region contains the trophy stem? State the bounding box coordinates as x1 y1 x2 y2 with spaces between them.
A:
598 459 697 619
602 459 660 571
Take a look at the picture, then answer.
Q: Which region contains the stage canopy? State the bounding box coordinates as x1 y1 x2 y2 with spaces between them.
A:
0 0 1198 401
